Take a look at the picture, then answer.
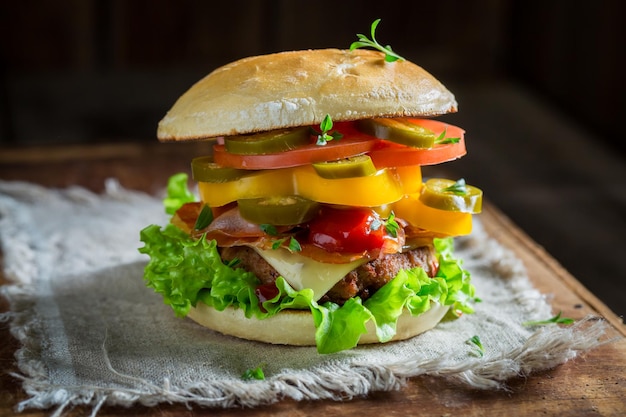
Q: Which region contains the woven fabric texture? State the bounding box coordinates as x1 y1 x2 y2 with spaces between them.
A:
0 180 607 415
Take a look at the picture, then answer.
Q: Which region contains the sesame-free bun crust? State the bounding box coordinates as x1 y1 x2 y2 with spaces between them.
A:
157 49 457 141
187 302 449 346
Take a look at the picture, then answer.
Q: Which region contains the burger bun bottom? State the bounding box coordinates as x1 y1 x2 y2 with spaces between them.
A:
187 302 450 346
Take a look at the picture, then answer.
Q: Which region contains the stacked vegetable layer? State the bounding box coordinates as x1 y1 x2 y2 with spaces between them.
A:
140 117 481 353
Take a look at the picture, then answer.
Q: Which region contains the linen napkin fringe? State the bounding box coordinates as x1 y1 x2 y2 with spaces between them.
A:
0 180 611 415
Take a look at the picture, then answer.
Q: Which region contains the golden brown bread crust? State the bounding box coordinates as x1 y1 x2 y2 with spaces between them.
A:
157 49 457 141
187 302 449 346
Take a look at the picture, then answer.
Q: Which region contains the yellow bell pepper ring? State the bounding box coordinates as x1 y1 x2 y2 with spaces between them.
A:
198 168 295 207
395 165 423 195
392 193 473 236
196 164 423 208
292 165 404 207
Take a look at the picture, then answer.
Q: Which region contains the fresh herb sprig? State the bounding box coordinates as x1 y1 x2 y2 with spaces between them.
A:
466 335 485 357
350 19 405 62
314 114 343 146
260 224 302 252
435 129 460 145
193 204 213 230
384 212 400 238
271 236 302 252
371 211 400 238
241 364 266 381
224 258 240 268
260 224 278 236
443 178 469 196
523 311 575 327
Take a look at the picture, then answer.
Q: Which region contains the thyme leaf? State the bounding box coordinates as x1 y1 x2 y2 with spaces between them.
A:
522 311 575 327
385 211 399 238
270 236 302 252
260 223 278 236
466 335 484 357
435 129 460 144
370 211 399 238
443 178 468 195
315 114 343 145
193 204 213 230
241 364 266 381
350 19 405 62
288 236 302 252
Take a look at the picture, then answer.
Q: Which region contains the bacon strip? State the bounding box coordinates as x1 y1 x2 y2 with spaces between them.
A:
171 202 438 264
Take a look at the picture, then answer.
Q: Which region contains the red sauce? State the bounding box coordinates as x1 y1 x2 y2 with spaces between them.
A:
255 283 280 312
306 207 386 254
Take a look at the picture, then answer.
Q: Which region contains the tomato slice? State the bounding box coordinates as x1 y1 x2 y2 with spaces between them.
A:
368 119 466 167
213 122 377 170
212 119 466 169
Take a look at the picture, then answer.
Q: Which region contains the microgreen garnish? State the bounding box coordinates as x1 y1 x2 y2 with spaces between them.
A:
314 114 343 146
288 236 302 252
260 223 278 236
435 129 460 145
193 204 213 230
241 364 266 381
225 258 241 268
522 311 575 327
370 211 400 238
261 224 301 251
443 178 468 195
385 212 399 238
350 19 405 63
270 236 302 252
466 335 484 357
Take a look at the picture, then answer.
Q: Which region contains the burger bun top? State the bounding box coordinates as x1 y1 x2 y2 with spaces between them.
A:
157 49 457 141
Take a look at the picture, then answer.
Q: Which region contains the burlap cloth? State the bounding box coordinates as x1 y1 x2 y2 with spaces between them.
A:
0 179 608 415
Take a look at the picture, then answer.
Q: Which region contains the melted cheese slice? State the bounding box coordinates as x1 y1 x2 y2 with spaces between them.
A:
253 247 368 301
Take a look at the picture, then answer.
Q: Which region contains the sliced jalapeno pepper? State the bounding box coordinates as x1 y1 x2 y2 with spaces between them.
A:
312 155 377 179
419 178 483 213
224 127 311 155
237 195 321 226
191 156 251 183
356 118 436 149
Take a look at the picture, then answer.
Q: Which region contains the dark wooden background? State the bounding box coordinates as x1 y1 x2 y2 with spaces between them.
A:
1 0 623 148
1 0 625 317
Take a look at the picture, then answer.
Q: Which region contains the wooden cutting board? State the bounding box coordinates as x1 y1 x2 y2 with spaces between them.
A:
1 142 624 416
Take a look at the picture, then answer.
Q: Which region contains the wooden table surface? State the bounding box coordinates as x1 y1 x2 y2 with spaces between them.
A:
1 142 625 416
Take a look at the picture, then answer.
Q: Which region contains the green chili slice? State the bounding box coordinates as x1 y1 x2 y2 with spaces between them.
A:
225 127 311 155
237 196 320 225
419 178 483 213
312 155 377 179
357 118 436 149
191 156 251 183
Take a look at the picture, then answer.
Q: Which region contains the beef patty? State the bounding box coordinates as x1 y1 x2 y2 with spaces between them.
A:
219 245 438 305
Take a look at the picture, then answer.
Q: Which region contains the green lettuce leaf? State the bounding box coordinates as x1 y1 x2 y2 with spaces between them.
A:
140 178 476 354
163 173 196 215
139 222 476 354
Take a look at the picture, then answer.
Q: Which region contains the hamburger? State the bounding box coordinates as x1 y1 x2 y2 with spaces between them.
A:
140 26 481 354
